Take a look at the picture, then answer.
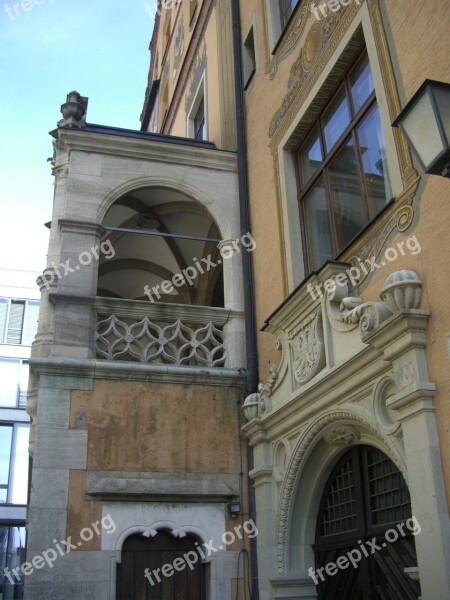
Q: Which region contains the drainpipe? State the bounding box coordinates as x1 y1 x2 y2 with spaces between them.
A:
230 0 259 597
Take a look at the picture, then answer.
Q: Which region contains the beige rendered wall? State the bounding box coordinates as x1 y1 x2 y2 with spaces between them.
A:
240 0 450 500
64 380 243 548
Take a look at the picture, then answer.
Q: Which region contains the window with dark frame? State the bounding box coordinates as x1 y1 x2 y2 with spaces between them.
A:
296 51 392 273
279 0 300 30
194 96 206 141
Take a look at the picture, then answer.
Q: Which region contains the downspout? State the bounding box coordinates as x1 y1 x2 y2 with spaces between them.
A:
230 0 259 598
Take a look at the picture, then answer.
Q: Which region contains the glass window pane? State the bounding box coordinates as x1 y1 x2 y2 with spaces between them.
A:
303 180 333 271
357 105 392 217
328 139 367 251
194 97 205 140
298 126 323 186
323 89 351 153
0 360 20 408
280 0 300 26
351 54 374 113
3 525 26 598
18 363 29 409
0 426 13 490
22 301 39 346
10 425 30 505
6 301 25 345
0 298 7 343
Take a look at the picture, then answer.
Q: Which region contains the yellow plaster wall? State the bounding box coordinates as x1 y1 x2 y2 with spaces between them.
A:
239 0 450 499
70 380 241 473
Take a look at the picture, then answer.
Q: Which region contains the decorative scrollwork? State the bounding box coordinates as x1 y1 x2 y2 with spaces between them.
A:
95 314 226 367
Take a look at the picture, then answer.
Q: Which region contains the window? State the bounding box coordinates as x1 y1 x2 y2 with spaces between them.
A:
0 423 29 505
279 0 300 30
0 299 39 346
194 97 206 140
296 52 392 272
243 25 256 89
0 525 26 597
0 360 29 409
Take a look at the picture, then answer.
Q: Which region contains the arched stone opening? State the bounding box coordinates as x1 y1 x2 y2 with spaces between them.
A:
97 186 224 307
116 528 208 600
275 411 407 579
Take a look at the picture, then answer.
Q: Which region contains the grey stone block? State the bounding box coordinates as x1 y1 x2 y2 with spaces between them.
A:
36 389 71 429
29 469 69 509
26 508 67 552
33 429 87 469
24 580 110 600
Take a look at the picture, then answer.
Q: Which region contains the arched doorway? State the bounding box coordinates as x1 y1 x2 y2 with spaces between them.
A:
116 530 207 600
314 445 421 599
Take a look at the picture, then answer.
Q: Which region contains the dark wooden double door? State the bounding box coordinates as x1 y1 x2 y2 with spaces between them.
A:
117 531 206 600
314 445 421 600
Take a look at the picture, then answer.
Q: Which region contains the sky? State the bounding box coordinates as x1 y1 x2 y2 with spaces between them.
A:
0 0 157 277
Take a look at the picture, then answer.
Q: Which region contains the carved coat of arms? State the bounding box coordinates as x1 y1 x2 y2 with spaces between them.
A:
288 311 325 384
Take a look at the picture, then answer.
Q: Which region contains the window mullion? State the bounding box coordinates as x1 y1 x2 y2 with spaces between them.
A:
351 128 371 224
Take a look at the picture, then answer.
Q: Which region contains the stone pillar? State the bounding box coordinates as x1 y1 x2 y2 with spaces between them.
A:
365 310 450 599
242 414 275 600
218 239 246 368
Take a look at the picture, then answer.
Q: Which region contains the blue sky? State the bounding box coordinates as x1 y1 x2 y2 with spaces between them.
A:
0 0 156 275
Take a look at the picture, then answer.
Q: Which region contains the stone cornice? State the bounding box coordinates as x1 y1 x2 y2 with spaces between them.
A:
248 344 385 441
48 293 244 324
29 357 247 387
362 310 430 358
58 219 106 236
55 128 238 172
262 262 351 334
86 470 239 501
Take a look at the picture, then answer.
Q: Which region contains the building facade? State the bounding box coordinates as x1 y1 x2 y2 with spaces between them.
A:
0 269 39 599
24 0 450 599
238 1 450 599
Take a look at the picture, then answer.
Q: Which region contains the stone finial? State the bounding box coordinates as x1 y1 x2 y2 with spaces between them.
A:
58 90 88 128
242 393 260 421
380 270 422 313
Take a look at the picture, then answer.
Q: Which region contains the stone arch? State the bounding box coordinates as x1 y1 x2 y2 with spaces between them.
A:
276 409 407 577
97 176 229 240
114 520 210 565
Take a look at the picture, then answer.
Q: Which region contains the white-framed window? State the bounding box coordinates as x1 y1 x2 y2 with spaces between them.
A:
0 298 39 346
0 422 29 505
187 76 207 141
0 360 29 409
